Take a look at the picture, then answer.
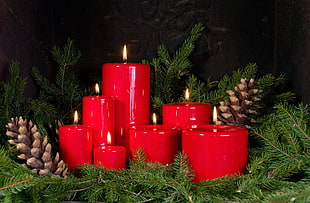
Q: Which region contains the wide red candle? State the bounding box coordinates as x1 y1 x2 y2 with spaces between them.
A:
82 95 114 148
162 102 211 128
129 125 181 165
59 125 92 171
102 63 150 152
93 145 126 169
182 125 248 182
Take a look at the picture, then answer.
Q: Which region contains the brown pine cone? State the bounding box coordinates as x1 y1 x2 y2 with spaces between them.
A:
217 78 262 128
6 117 68 178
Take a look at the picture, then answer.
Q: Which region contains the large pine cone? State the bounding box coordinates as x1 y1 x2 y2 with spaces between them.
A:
6 117 68 177
217 78 262 128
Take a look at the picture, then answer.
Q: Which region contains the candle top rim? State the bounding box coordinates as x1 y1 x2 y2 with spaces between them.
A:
83 95 114 99
59 124 92 130
94 145 126 151
103 62 150 66
183 124 247 133
163 102 210 106
130 124 179 131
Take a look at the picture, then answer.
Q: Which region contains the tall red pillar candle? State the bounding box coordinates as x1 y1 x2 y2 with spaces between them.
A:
182 125 248 182
93 132 126 169
129 125 181 165
102 46 150 152
162 88 211 129
83 84 115 148
59 111 92 171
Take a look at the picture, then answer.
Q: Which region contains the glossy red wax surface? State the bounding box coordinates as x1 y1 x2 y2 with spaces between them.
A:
102 63 150 152
182 125 248 182
129 125 181 165
93 146 126 169
59 125 92 171
82 96 115 148
162 102 211 129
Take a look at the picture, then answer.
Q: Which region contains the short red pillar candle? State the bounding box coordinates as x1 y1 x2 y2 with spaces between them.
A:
162 102 211 128
162 89 211 129
93 132 126 169
182 125 248 182
59 111 92 171
129 124 181 165
102 45 150 153
83 84 115 148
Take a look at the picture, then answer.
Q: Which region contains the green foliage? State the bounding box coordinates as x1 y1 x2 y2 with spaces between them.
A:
31 39 89 124
0 147 36 201
0 62 58 147
0 62 27 146
252 102 310 179
146 23 205 114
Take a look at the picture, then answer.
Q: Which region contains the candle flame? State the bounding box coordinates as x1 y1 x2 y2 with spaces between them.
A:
123 44 127 62
74 111 79 124
213 106 217 123
95 83 100 94
152 113 157 125
107 132 112 145
185 88 190 101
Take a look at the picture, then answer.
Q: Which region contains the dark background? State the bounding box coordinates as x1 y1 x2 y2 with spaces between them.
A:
0 0 309 104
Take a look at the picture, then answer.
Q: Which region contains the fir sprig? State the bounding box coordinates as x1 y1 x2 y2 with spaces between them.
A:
31 39 88 124
146 23 205 113
252 102 310 179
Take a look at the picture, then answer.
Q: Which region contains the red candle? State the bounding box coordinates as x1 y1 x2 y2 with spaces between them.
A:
59 111 93 171
162 89 211 128
129 114 181 165
182 125 248 182
83 83 115 148
102 45 150 153
93 132 126 169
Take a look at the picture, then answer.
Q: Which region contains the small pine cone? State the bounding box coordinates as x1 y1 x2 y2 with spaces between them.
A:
6 117 68 178
217 78 262 128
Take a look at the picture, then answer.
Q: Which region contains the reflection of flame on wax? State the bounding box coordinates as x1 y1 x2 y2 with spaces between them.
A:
107 132 112 146
152 113 157 125
213 106 217 123
123 44 127 62
95 83 100 94
185 88 190 101
74 111 79 124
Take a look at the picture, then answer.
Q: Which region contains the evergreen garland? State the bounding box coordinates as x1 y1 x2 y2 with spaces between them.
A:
0 24 309 202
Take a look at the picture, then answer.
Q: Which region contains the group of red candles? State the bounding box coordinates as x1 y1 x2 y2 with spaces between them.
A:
59 46 248 182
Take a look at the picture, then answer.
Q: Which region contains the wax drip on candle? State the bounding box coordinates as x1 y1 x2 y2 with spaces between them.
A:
152 113 157 131
95 83 100 95
107 132 112 146
73 110 79 124
123 44 127 63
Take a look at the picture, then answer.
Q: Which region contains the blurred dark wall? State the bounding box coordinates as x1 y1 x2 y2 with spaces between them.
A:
0 0 309 104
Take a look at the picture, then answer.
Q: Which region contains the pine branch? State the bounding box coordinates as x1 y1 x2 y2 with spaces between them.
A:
252 102 310 178
146 23 205 114
0 61 27 146
277 103 310 141
31 39 89 124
